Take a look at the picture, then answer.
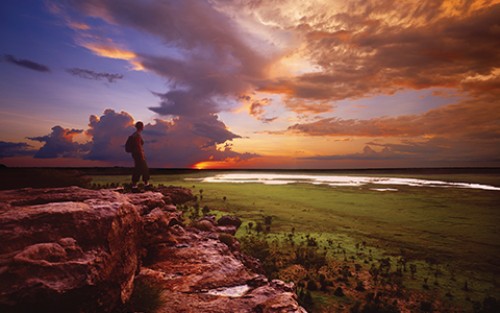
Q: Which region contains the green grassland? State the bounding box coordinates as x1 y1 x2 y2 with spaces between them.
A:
92 171 500 311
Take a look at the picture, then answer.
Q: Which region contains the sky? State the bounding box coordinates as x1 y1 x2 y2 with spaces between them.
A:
0 0 499 169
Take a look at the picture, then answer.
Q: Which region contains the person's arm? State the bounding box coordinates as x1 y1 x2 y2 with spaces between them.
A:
135 134 145 159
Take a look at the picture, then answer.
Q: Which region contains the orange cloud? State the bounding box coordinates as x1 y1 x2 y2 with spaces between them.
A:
286 96 500 139
441 0 500 17
256 2 500 104
284 98 334 114
68 22 91 31
82 42 144 71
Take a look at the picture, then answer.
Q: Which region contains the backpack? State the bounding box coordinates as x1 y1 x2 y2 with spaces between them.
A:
125 135 134 153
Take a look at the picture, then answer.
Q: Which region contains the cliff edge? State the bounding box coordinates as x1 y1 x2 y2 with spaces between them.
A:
0 186 306 313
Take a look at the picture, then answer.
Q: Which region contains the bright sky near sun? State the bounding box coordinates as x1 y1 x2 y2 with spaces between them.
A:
1 0 499 169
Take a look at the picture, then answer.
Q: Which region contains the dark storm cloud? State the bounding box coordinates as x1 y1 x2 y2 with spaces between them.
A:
0 141 36 158
66 68 123 83
28 126 88 158
4 54 51 72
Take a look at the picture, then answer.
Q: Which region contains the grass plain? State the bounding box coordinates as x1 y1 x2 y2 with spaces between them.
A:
92 170 500 311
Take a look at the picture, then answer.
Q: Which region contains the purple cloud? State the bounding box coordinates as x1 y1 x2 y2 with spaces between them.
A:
0 141 36 158
60 0 269 118
28 126 88 159
4 54 50 72
66 68 124 83
83 109 256 167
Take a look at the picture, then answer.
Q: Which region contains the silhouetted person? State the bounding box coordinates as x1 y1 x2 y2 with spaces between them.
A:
129 121 150 191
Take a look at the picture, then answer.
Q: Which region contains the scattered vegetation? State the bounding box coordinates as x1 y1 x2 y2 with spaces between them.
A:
92 171 500 312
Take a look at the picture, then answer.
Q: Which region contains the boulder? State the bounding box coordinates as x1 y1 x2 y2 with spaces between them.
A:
155 186 195 204
0 187 147 313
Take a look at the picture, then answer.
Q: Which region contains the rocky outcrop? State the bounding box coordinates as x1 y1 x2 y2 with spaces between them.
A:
0 186 306 313
0 187 144 313
141 227 306 313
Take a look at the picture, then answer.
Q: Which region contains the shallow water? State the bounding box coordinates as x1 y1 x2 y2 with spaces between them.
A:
198 173 500 191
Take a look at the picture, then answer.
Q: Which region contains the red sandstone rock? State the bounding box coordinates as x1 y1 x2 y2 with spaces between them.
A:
0 187 145 313
0 186 306 313
155 185 195 204
139 207 306 313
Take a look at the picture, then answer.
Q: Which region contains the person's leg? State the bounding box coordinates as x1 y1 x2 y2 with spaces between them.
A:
141 159 150 185
132 156 141 187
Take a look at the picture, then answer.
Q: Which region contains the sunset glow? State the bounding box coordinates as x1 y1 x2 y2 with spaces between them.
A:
1 0 499 168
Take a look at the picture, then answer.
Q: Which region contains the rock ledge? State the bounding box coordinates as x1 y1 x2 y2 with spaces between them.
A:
0 187 306 313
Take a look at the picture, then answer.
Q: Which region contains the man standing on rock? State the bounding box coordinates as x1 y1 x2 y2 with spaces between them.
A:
127 121 150 191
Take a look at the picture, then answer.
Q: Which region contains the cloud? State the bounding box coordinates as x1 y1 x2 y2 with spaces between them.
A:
17 109 254 167
44 0 499 168
284 98 334 114
286 97 500 139
0 141 36 158
67 21 90 30
306 135 500 166
253 1 500 102
28 126 88 159
302 145 401 161
66 68 124 83
4 54 50 72
59 0 272 118
243 97 278 123
81 42 144 71
250 98 271 117
54 0 499 112
84 109 135 162
143 115 255 167
83 109 256 167
286 92 500 166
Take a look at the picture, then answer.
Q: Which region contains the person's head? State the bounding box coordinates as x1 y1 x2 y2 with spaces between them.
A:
135 121 144 131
